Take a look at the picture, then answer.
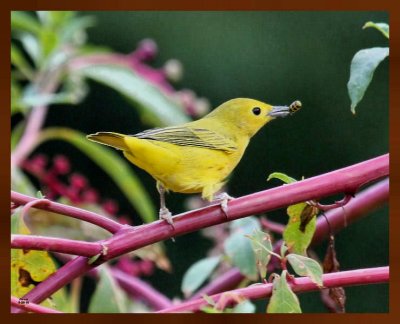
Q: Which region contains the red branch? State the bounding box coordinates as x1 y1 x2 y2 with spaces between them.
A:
11 191 123 234
111 269 173 310
157 266 389 313
11 235 103 257
10 296 62 314
11 154 388 312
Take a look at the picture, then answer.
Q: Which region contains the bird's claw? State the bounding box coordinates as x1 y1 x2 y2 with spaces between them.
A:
159 207 174 227
213 192 234 220
159 207 176 242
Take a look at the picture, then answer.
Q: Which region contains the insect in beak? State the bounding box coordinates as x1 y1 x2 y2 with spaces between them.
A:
268 100 302 118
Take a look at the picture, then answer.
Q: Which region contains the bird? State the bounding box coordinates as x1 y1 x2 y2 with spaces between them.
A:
87 98 301 226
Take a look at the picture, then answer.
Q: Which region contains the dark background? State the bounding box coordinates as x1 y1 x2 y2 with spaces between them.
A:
42 11 388 312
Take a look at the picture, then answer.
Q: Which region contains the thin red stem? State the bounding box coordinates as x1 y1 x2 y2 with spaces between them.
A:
111 269 173 310
260 217 285 234
157 266 389 313
11 191 123 234
11 296 63 314
11 234 103 257
189 268 246 301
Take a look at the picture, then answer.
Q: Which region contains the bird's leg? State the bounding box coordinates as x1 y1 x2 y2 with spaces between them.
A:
157 183 174 228
212 192 234 220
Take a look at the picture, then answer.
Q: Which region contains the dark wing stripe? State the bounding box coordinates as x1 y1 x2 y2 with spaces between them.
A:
132 126 237 152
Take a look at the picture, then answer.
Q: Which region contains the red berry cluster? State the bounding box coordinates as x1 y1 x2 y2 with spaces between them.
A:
117 256 155 277
22 154 105 207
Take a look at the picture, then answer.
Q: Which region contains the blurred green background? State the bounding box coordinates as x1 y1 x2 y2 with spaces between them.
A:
42 11 388 312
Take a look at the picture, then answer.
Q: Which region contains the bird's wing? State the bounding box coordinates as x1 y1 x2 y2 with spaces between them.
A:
132 126 237 153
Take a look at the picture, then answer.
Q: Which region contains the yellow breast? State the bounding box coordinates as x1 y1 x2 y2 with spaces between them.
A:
122 136 248 200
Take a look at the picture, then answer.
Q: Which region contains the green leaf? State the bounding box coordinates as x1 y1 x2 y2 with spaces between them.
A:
267 172 297 184
76 64 190 126
11 211 71 312
347 47 389 114
39 28 59 61
19 33 40 64
283 202 317 255
21 91 80 108
11 11 41 35
60 15 96 44
363 21 389 38
11 167 36 196
11 43 33 79
181 256 221 297
45 11 75 29
246 229 274 279
202 294 216 307
266 271 302 313
88 265 128 313
229 216 261 233
287 253 323 287
37 127 156 223
11 76 27 115
201 295 255 313
21 75 88 108
11 120 24 150
224 217 261 280
232 300 256 313
201 306 222 313
280 242 289 258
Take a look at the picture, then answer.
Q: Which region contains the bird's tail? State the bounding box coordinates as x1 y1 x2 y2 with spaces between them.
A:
86 132 129 151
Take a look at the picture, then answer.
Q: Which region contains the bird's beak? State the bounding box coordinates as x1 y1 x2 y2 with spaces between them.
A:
267 105 292 118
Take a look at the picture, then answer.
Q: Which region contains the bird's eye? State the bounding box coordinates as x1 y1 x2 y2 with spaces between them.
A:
252 107 261 115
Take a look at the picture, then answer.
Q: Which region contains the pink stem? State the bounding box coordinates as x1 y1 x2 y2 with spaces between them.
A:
260 217 285 234
11 191 123 234
53 253 173 311
11 66 64 167
189 268 246 301
13 154 388 312
11 106 49 167
111 269 173 310
11 234 103 257
157 266 389 313
11 296 63 314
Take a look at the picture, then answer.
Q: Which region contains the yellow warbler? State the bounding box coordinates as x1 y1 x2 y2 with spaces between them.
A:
87 98 301 225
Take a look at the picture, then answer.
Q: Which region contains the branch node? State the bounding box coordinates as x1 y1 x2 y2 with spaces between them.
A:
100 243 109 256
308 193 354 212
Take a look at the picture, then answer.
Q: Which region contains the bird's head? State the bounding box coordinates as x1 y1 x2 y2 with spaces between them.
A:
205 98 301 138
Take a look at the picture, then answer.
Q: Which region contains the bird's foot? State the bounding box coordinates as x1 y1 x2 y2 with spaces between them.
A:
159 207 174 227
213 192 234 220
159 207 175 242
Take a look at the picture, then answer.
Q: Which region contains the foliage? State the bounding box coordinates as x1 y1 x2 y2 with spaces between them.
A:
347 22 389 114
